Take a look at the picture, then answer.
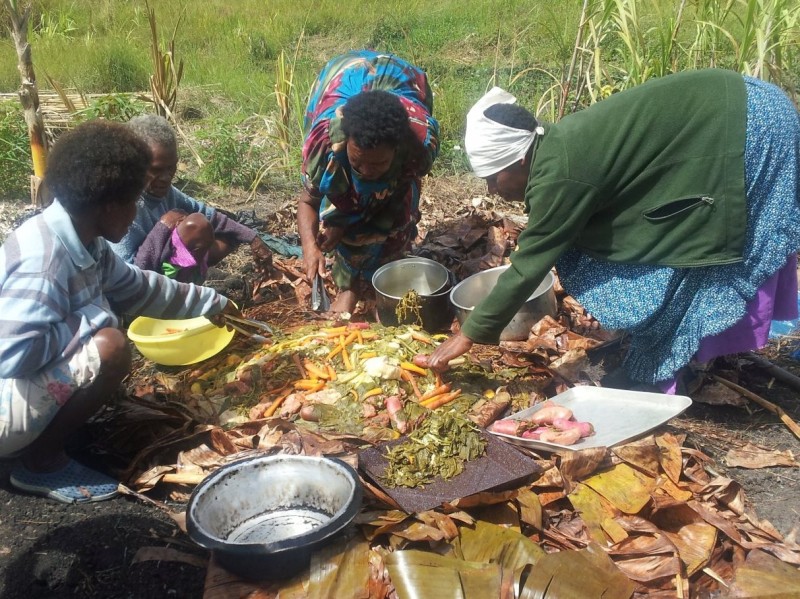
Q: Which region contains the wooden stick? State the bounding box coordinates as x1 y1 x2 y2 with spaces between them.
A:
711 374 800 440
744 351 800 392
162 472 206 485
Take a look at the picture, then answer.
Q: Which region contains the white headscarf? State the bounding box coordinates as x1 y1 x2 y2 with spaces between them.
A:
464 87 542 178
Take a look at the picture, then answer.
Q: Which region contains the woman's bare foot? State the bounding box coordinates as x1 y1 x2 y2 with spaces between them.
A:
330 289 358 314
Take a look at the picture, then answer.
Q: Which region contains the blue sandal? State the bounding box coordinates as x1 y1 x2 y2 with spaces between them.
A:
10 459 120 504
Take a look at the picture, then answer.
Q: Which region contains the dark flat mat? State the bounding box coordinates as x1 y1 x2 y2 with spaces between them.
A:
358 432 542 513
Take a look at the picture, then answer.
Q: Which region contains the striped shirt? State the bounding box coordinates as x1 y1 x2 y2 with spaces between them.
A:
0 200 226 379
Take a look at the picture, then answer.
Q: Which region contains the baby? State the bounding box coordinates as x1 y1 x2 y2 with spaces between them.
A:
134 212 215 284
163 213 215 283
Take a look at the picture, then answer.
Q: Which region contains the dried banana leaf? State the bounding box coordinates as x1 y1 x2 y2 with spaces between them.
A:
453 520 545 571
384 549 507 599
307 533 370 599
517 543 635 599
729 549 800 597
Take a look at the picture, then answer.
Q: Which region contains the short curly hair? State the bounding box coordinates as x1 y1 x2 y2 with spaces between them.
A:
127 114 178 153
340 90 410 148
44 120 151 215
483 103 538 131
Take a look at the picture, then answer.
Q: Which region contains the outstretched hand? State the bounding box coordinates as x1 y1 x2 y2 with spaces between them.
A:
159 209 188 229
422 332 475 372
208 298 242 329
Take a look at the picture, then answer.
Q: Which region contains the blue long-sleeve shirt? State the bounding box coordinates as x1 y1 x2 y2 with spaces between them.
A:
0 200 227 379
109 186 256 264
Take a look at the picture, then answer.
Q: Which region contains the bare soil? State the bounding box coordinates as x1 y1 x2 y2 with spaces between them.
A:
0 177 798 598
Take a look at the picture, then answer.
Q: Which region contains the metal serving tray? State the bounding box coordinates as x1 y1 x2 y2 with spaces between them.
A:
488 386 692 452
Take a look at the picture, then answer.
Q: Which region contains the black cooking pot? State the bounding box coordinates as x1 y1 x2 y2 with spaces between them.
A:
186 454 362 581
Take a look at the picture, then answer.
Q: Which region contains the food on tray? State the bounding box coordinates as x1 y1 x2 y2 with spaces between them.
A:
489 400 594 446
381 410 486 488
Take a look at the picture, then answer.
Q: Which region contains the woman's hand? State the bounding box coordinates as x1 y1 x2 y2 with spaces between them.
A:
423 332 475 372
250 236 274 276
317 224 345 252
159 209 188 229
207 298 242 328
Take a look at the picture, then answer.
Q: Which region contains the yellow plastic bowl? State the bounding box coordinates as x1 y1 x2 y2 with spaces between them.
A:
127 314 235 366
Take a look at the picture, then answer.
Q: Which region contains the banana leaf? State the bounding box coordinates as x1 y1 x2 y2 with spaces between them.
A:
582 463 655 514
729 549 800 597
385 549 508 599
567 482 627 544
307 533 370 599
651 504 717 576
516 488 543 530
655 433 684 484
517 543 635 599
453 520 545 570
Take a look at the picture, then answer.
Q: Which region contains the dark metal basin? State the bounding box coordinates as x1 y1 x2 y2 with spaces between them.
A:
186 454 362 580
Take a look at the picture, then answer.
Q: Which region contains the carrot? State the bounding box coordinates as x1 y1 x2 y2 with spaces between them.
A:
303 360 329 380
400 361 428 376
400 369 422 399
419 383 451 402
323 326 348 336
326 344 344 360
410 330 432 345
294 379 325 390
292 354 307 379
360 331 378 340
423 389 462 410
263 389 293 418
357 331 364 345
341 346 353 371
435 372 444 388
359 351 377 360
326 363 337 381
362 387 384 400
342 331 359 346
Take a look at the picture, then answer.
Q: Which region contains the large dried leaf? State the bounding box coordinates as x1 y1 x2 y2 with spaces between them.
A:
725 444 798 469
583 463 655 514
557 447 607 493
612 436 661 477
518 543 635 599
384 549 507 599
567 483 627 544
655 433 684 484
651 504 717 575
729 549 800 597
455 520 545 571
307 533 370 599
516 488 543 530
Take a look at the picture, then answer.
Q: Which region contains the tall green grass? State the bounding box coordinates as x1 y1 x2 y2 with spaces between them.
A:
0 0 797 197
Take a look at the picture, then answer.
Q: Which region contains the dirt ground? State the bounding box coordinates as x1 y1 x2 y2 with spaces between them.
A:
0 177 799 598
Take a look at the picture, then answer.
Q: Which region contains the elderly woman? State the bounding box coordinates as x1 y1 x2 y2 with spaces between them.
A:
297 50 440 314
109 114 273 278
426 69 800 392
0 120 237 503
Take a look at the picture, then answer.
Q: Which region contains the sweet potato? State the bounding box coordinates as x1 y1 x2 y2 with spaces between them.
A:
490 419 520 436
412 354 429 368
530 400 573 425
538 427 583 445
552 418 594 437
520 426 551 440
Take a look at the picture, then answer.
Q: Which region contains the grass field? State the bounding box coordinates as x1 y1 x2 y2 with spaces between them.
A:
0 0 798 199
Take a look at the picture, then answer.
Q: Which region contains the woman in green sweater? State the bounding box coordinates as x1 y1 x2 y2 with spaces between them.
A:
426 69 800 390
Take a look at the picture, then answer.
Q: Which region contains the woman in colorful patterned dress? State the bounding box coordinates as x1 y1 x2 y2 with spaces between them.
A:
297 50 440 313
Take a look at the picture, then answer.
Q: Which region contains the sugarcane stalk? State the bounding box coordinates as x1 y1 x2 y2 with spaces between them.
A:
5 0 49 204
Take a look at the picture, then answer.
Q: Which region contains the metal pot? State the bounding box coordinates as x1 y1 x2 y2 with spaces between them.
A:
372 257 455 332
186 454 362 581
450 265 557 341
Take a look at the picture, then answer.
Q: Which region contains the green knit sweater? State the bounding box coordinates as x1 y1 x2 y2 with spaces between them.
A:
462 68 748 344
